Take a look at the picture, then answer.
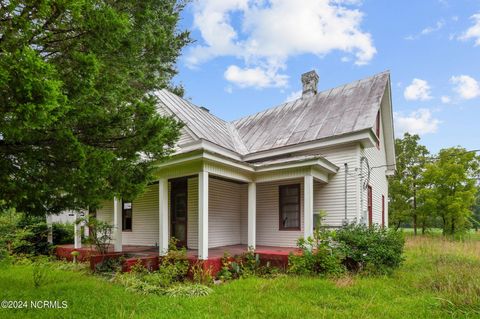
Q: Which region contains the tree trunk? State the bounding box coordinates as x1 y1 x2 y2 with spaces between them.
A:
413 185 417 236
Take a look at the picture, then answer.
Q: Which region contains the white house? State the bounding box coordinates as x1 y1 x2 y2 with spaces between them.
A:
93 70 396 260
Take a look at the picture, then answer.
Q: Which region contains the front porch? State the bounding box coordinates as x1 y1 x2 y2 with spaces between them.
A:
77 150 338 263
55 243 300 274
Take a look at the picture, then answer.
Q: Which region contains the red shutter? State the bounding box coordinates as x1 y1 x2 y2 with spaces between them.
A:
367 185 373 227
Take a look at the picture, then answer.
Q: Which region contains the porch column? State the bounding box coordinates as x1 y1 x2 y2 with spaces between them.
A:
46 214 53 244
304 175 314 240
74 212 82 249
113 197 122 252
247 182 256 250
198 171 209 260
158 178 169 256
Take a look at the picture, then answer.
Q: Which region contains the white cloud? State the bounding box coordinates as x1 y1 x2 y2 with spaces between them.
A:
405 20 445 40
404 79 432 101
394 109 441 135
224 65 288 88
285 90 302 102
459 13 480 46
450 75 480 100
440 95 451 104
187 0 376 88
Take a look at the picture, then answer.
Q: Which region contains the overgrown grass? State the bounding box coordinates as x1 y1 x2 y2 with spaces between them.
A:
0 234 479 318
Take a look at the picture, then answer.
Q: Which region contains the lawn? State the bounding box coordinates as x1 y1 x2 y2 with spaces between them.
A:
0 234 479 319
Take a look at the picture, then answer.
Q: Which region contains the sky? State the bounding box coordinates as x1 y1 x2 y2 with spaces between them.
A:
173 0 480 153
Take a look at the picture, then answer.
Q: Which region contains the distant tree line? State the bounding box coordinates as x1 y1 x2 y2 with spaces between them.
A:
389 133 480 235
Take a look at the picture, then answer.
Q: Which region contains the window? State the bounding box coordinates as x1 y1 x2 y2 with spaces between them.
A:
382 195 385 228
122 201 132 231
279 184 301 230
375 111 381 149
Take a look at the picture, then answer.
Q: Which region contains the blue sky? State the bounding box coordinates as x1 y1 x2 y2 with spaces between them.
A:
173 0 480 153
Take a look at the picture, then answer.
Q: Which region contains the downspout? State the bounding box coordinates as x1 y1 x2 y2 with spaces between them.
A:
343 163 348 225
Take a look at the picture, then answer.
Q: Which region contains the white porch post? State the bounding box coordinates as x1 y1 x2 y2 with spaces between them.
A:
198 171 209 260
247 182 256 250
113 197 123 252
159 178 169 256
74 212 82 249
304 175 314 240
46 214 53 244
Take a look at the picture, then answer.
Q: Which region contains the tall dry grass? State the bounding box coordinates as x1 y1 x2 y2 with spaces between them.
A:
405 234 480 314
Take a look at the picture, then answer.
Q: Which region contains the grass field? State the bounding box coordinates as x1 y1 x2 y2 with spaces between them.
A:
0 233 479 319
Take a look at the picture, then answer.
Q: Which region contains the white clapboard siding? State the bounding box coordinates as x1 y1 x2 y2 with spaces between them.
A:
208 177 244 248
96 200 114 224
362 107 389 226
256 178 304 247
121 184 159 246
298 144 361 226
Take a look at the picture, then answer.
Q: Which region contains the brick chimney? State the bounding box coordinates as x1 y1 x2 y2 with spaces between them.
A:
301 70 319 98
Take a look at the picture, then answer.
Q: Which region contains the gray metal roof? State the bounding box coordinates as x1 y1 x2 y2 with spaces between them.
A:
233 71 390 154
156 71 390 156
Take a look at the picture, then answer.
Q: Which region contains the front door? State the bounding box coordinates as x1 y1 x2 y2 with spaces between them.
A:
171 178 188 247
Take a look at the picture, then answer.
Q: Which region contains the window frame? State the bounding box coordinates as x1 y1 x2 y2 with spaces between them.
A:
122 200 133 231
279 184 301 231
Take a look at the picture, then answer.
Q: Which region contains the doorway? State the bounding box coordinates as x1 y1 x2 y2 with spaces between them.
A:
170 178 188 247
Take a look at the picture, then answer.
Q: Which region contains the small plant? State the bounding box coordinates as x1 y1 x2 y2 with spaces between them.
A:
164 284 213 297
130 259 148 276
95 256 124 273
217 252 233 281
191 261 213 286
82 217 114 255
32 260 49 288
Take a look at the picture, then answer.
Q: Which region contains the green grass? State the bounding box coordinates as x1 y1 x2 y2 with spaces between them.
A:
1 234 479 319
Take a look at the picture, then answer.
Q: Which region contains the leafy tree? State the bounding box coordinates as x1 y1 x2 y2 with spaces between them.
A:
0 1 190 216
388 133 429 233
420 148 480 235
469 186 480 231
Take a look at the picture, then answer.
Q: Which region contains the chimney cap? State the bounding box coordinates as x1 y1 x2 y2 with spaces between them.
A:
301 70 319 98
199 106 210 113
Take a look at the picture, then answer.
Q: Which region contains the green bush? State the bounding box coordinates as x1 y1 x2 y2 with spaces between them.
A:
288 228 345 276
52 222 74 245
336 223 405 275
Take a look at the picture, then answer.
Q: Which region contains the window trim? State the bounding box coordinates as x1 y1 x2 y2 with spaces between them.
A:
279 184 301 231
122 200 133 232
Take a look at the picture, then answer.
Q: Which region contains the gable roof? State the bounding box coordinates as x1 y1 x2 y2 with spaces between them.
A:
233 71 390 154
156 71 391 158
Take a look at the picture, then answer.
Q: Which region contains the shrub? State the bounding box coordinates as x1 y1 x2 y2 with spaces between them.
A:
95 256 124 273
52 222 74 245
336 223 405 275
288 228 345 276
32 259 50 288
191 262 214 286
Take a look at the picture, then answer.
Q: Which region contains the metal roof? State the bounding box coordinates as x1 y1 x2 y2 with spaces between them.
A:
156 71 390 157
